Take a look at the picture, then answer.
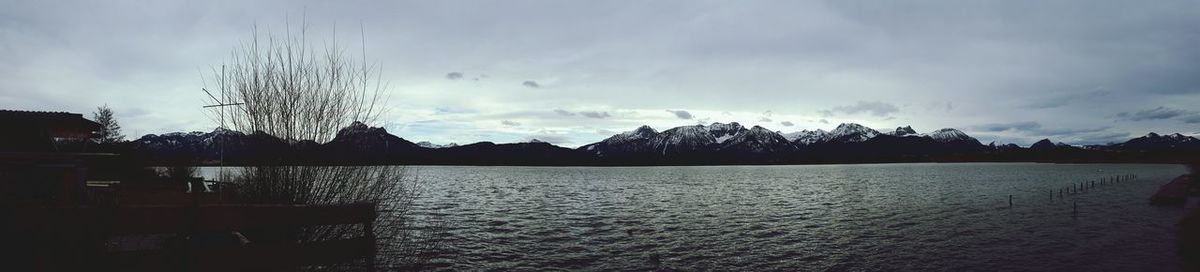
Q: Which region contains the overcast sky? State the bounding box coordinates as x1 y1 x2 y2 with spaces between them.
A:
3 1 1200 147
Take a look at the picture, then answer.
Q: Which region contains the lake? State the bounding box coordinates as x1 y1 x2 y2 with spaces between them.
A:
202 163 1192 271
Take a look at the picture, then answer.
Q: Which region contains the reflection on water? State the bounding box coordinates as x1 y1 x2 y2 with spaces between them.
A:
200 163 1189 271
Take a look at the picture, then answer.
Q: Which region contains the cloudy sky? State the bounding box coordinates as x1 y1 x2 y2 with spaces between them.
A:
3 1 1200 147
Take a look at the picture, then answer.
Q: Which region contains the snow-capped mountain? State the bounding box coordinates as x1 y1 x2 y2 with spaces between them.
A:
822 123 881 143
927 128 978 143
721 126 797 154
887 126 920 137
581 122 766 157
1108 132 1200 151
707 122 748 143
131 127 291 163
652 125 720 155
582 122 992 158
579 125 660 156
115 118 1200 166
784 129 828 146
417 141 459 148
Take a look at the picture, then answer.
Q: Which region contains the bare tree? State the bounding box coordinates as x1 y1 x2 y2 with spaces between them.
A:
203 20 442 270
92 105 125 144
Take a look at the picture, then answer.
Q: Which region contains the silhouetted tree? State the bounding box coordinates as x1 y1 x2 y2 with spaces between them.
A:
203 20 442 270
92 105 124 144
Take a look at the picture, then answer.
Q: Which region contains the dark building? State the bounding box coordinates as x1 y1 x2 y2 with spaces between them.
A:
0 110 102 152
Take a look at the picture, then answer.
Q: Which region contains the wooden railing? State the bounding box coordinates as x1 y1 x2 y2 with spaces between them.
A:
3 203 378 271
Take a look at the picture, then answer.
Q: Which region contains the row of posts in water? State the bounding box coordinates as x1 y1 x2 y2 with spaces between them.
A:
1005 174 1138 218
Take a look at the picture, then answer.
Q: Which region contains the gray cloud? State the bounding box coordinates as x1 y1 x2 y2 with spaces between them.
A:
553 109 609 119
974 121 1122 145
1036 126 1111 136
1116 106 1193 121
501 120 521 126
3 1 1200 146
1183 115 1200 124
522 80 540 88
975 121 1109 136
1023 90 1110 109
553 109 575 116
759 117 772 122
976 121 1043 132
1074 132 1134 145
821 101 900 117
434 106 476 115
578 111 611 119
446 72 464 80
666 109 693 119
780 121 794 126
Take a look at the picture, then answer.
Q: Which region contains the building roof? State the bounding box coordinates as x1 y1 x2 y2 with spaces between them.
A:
0 109 102 131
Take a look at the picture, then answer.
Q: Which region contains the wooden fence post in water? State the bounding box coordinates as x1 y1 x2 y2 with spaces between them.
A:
1009 195 1013 208
1059 189 1063 199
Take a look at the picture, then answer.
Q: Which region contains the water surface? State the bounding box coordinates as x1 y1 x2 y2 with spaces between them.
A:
205 163 1192 271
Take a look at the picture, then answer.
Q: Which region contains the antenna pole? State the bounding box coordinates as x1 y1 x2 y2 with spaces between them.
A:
202 84 242 202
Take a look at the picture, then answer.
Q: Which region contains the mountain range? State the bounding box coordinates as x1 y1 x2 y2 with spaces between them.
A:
118 121 1200 165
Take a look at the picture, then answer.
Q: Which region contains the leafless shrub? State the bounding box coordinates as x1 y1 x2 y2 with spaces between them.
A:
203 19 442 269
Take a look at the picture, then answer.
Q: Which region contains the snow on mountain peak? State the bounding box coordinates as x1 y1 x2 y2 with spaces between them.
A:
615 125 659 141
634 125 657 134
720 125 796 153
1131 132 1200 144
707 122 747 143
889 126 918 137
785 129 829 145
417 141 458 148
653 125 719 154
928 128 973 143
826 123 880 143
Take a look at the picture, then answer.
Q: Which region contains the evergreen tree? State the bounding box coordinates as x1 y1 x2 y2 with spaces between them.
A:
93 105 125 144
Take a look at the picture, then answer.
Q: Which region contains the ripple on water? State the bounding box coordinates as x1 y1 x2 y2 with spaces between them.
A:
305 163 1197 271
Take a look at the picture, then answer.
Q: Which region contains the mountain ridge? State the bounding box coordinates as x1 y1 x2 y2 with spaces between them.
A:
119 122 1200 165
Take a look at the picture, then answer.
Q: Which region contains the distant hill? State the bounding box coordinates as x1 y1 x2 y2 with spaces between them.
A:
112 122 1200 166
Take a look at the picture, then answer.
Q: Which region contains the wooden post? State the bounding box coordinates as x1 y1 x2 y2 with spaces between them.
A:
1059 188 1063 199
1009 195 1013 208
365 220 376 272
